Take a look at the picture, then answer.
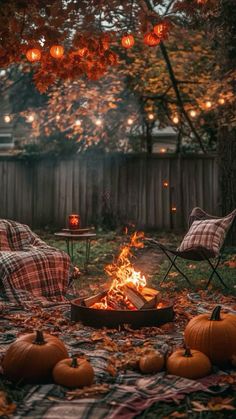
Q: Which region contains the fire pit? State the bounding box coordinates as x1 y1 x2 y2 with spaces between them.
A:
71 232 174 328
71 296 174 329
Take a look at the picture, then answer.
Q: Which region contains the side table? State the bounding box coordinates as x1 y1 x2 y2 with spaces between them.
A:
54 231 97 270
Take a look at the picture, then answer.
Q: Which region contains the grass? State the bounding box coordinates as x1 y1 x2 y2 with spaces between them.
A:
40 229 236 296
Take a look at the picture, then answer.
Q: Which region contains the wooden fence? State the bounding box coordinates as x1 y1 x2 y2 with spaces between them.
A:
0 154 219 230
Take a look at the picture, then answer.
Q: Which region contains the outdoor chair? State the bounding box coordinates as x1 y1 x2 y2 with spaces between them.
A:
0 219 71 302
146 207 236 288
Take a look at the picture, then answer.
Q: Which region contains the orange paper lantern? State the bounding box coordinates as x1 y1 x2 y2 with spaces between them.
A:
26 48 41 62
121 35 135 49
68 214 80 230
77 47 89 58
153 22 169 39
50 45 64 59
143 32 160 47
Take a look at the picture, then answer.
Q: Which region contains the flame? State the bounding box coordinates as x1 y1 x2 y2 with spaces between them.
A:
92 232 146 310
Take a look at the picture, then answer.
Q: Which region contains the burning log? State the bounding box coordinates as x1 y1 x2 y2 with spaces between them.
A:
123 285 158 310
82 291 108 308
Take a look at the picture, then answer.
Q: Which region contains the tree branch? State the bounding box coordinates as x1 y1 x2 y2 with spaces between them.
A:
160 41 206 153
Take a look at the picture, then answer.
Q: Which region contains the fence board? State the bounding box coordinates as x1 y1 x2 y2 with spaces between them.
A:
0 154 219 230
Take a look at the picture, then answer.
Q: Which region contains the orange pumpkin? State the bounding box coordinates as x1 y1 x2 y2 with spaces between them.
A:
232 355 236 367
139 351 164 374
3 330 68 383
167 347 211 379
184 306 236 365
53 356 94 388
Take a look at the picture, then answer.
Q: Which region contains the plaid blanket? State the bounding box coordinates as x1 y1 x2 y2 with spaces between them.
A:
0 219 71 302
0 293 235 419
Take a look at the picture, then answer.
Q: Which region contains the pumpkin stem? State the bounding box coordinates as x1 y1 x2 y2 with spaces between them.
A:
210 306 221 321
183 347 193 358
71 356 78 368
33 330 46 345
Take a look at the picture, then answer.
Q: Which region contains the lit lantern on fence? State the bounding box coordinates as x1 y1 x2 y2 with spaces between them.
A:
26 48 41 62
121 35 135 49
144 32 160 47
68 214 80 230
50 45 64 58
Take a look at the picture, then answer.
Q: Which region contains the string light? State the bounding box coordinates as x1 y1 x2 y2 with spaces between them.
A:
172 115 179 124
171 206 177 212
189 110 197 118
127 118 134 125
4 114 11 123
148 113 155 120
205 101 212 109
75 119 81 126
27 114 35 123
218 98 225 105
160 148 167 153
55 114 60 121
163 181 169 188
95 119 102 126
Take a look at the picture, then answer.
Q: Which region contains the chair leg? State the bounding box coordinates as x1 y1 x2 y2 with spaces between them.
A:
161 255 177 284
161 252 192 286
205 256 227 289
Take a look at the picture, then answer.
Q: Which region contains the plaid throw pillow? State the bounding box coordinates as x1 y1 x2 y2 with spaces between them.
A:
178 213 235 257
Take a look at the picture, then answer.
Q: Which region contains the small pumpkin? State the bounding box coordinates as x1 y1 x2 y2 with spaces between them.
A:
167 347 211 379
139 351 165 374
184 306 236 365
3 330 68 383
53 356 94 388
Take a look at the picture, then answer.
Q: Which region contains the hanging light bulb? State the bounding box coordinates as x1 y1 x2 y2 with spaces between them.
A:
55 114 60 121
205 100 212 109
27 113 35 123
4 114 11 123
75 119 81 126
189 110 197 118
218 98 225 105
95 119 102 126
127 118 134 125
148 113 155 120
172 115 179 124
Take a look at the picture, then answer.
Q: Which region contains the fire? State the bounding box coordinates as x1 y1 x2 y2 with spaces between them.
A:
92 231 147 310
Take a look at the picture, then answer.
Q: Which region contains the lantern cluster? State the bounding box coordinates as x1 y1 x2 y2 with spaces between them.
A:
26 45 64 62
121 21 170 50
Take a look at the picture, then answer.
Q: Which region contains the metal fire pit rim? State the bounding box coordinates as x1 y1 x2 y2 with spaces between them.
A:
71 297 174 313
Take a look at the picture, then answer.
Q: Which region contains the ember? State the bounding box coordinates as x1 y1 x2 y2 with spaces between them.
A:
90 232 159 311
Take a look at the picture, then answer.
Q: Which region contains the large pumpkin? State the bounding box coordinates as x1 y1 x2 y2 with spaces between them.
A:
184 306 236 365
53 356 94 388
167 347 211 379
3 330 68 383
139 351 164 374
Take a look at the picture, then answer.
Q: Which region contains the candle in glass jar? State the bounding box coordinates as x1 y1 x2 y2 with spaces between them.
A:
68 214 80 230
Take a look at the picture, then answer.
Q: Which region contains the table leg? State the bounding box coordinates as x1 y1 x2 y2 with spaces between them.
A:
66 239 74 263
84 239 91 272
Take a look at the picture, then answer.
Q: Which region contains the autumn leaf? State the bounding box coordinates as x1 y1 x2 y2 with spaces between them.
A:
192 397 235 412
0 391 16 417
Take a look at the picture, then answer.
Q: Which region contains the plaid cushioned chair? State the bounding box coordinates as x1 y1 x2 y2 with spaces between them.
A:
0 219 71 302
146 207 236 288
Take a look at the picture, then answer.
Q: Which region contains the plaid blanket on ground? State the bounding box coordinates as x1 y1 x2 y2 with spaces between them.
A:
0 219 71 302
0 293 235 419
